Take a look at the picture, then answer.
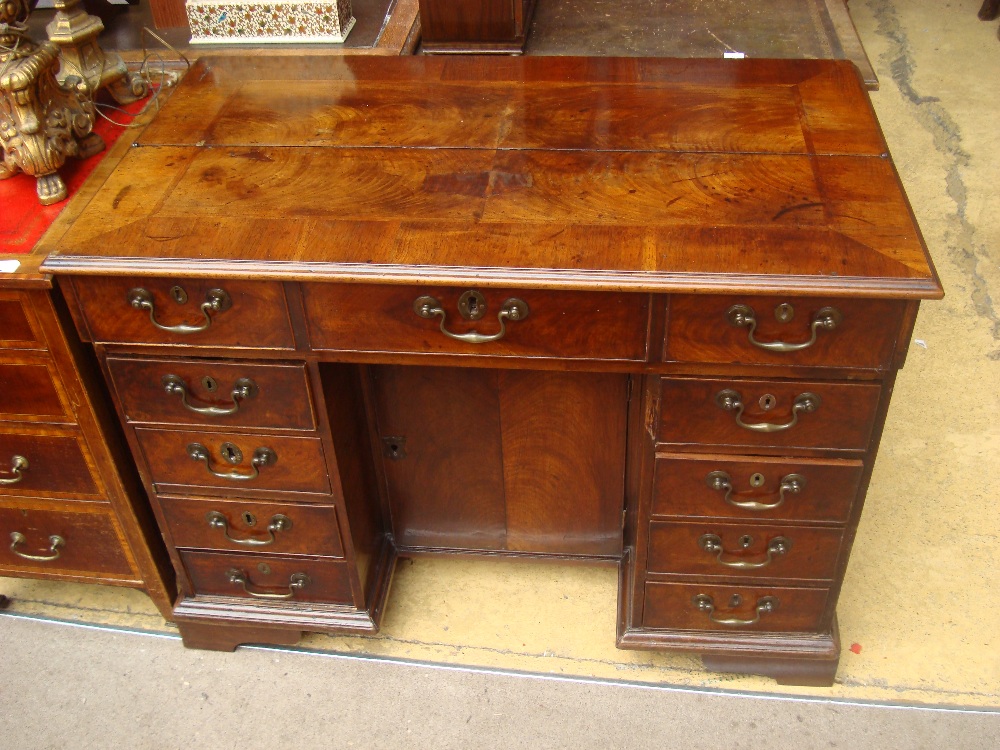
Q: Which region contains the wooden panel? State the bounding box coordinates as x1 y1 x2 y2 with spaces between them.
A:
180 550 354 605
500 370 626 556
107 356 315 430
157 495 344 558
0 293 42 348
657 377 881 452
370 366 506 551
420 0 519 43
70 277 295 349
134 429 331 495
651 454 864 524
665 295 905 370
136 57 883 156
0 430 101 499
0 358 71 422
304 284 649 361
647 521 844 581
643 581 830 632
0 505 133 577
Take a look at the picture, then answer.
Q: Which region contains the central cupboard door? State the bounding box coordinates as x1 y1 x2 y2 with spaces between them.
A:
369 367 628 558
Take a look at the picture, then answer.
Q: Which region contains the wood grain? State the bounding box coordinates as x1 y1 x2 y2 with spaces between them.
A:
0 429 102 499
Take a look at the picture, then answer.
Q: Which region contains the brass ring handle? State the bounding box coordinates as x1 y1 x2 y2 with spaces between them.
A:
9 531 64 562
692 594 778 627
0 455 28 485
206 511 292 546
727 304 842 352
413 295 529 344
705 471 806 511
715 389 820 433
162 375 258 416
698 533 792 569
187 444 277 481
227 569 309 600
127 287 232 334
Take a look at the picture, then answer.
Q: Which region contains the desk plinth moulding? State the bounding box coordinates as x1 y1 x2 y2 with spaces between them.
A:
41 56 942 686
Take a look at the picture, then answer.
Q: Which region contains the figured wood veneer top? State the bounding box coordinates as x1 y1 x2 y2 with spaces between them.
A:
41 56 941 298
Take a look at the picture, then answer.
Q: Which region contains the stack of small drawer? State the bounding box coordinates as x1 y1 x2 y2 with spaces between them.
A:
624 292 911 681
74 277 364 631
0 290 137 584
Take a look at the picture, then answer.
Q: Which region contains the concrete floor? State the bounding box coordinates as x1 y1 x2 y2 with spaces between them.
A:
1 0 999 744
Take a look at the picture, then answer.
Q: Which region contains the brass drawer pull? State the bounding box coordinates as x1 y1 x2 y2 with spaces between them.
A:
715 389 820 433
227 569 309 600
187 443 277 481
727 304 842 352
413 295 529 344
127 287 232 334
705 471 806 511
692 594 778 627
0 455 28 485
206 511 291 546
698 533 791 569
9 531 64 562
162 375 258 416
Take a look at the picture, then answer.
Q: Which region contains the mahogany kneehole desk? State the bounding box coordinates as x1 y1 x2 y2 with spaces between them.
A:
41 55 942 687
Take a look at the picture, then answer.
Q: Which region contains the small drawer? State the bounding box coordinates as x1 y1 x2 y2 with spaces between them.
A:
108 356 315 430
665 295 905 370
179 550 353 605
0 429 102 500
69 276 295 349
0 292 43 349
0 504 133 577
0 357 72 422
652 454 864 523
647 521 844 581
643 581 829 633
134 428 331 495
303 284 650 361
657 377 881 452
158 495 343 558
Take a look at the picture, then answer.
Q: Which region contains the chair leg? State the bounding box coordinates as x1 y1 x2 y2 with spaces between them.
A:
980 0 1000 22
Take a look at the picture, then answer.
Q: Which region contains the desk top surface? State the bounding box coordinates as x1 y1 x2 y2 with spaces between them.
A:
42 56 941 299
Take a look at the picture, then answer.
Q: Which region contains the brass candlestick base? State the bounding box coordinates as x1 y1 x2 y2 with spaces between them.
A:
1 1 104 205
45 0 149 104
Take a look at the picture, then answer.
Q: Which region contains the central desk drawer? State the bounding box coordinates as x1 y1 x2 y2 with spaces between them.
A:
302 284 650 361
70 277 295 349
180 550 353 605
108 357 315 430
134 429 332 495
158 495 344 557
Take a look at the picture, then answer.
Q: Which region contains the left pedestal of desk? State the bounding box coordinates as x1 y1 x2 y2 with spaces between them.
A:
0 269 176 620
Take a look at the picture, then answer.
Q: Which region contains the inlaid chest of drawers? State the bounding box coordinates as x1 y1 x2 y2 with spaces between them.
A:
41 55 941 686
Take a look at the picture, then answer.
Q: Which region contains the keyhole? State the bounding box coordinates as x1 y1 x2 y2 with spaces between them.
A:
202 376 218 392
170 286 188 305
775 303 795 322
241 511 257 527
257 563 271 575
759 394 777 411
739 535 754 549
220 442 243 465
729 594 743 608
749 473 766 488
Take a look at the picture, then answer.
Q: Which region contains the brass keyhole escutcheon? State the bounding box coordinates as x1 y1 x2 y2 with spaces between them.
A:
241 511 257 527
201 376 218 393
749 473 766 488
221 442 243 465
759 394 777 411
457 290 487 321
729 594 743 608
775 303 794 323
381 436 406 460
257 562 271 575
739 535 754 549
170 286 188 305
